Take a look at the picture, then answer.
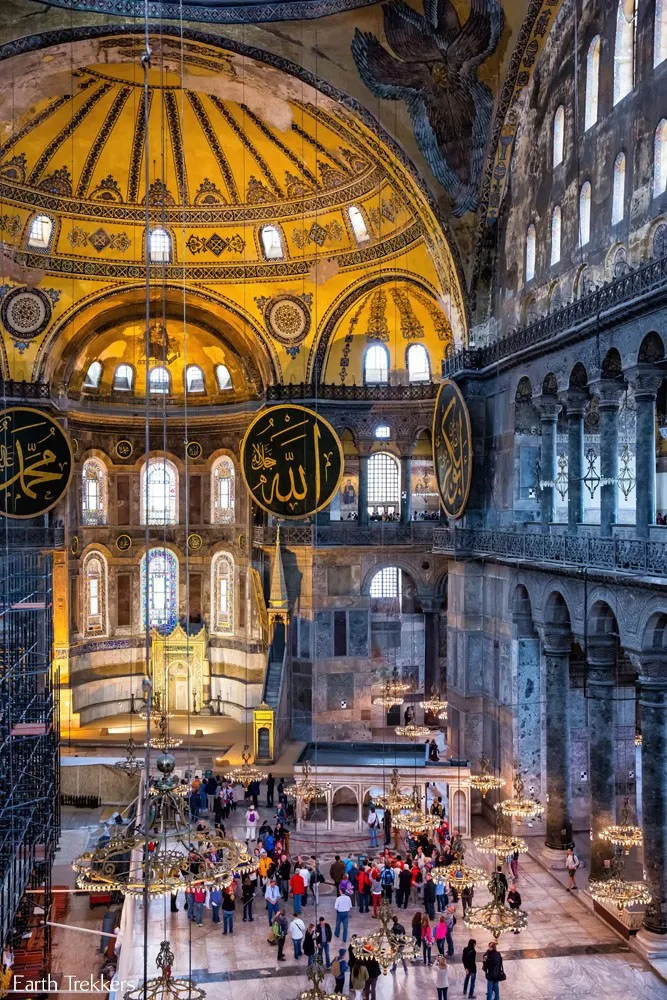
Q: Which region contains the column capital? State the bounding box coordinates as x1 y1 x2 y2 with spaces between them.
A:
590 377 626 411
357 445 372 459
586 633 618 667
542 624 572 655
535 396 561 422
626 365 664 401
558 387 589 417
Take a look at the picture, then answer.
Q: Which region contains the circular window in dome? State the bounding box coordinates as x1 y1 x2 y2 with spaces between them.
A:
264 294 310 347
1 287 52 340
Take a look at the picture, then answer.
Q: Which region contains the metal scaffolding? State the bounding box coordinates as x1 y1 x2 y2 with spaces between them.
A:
0 550 60 967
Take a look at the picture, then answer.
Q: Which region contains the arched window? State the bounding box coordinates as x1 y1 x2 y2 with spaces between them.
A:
407 343 431 382
149 367 170 394
211 456 235 524
83 360 102 389
348 205 370 244
260 225 284 260
656 0 667 66
185 365 206 394
375 425 391 440
27 214 53 249
364 344 389 384
215 364 232 391
653 223 667 258
612 152 626 224
579 181 592 246
553 106 565 167
525 224 536 281
367 452 400 517
550 206 561 266
141 458 178 525
83 552 107 635
614 0 636 106
113 364 134 391
141 548 178 631
149 227 171 263
585 36 601 130
584 35 600 132
655 120 667 197
81 458 107 526
211 552 234 634
370 566 401 599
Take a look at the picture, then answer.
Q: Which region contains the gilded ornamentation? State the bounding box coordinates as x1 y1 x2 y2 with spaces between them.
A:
194 178 227 205
246 176 276 204
89 175 123 203
339 299 365 382
339 148 368 173
284 172 314 199
1 287 52 340
368 194 400 232
263 295 311 347
67 226 131 253
115 440 134 460
433 380 473 520
0 154 27 184
391 286 424 340
319 162 347 190
143 179 176 207
0 407 73 518
365 289 389 342
292 220 343 249
0 214 21 238
411 288 453 345
39 166 72 196
185 233 245 256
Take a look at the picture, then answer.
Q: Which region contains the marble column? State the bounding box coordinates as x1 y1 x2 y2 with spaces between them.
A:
587 634 617 879
595 380 624 537
628 367 663 538
400 454 412 524
543 627 573 849
637 667 667 936
513 603 542 810
536 397 561 524
560 389 588 532
421 598 441 696
358 454 369 527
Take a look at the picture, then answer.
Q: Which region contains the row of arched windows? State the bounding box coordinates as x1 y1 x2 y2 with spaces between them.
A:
26 204 372 260
527 120 667 281
81 456 235 525
81 548 234 635
365 343 431 384
83 360 233 394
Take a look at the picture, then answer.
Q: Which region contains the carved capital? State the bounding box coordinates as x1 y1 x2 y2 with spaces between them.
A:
542 624 572 656
626 365 664 402
535 396 561 423
586 633 618 670
558 387 589 418
590 377 626 411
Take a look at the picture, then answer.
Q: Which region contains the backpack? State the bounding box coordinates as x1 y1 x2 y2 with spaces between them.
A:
248 811 256 823
381 867 394 887
331 959 341 978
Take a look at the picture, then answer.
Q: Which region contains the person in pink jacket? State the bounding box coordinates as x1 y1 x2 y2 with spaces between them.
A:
434 914 448 956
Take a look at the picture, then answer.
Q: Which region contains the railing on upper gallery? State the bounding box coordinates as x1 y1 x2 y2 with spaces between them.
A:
266 381 439 402
432 526 667 578
254 522 437 546
442 251 667 377
0 379 50 399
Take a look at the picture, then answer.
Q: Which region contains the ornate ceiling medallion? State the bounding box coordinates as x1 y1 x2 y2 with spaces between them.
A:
264 294 311 348
1 287 52 340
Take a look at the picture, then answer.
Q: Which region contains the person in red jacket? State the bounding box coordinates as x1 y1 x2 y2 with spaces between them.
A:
357 866 371 913
290 870 305 915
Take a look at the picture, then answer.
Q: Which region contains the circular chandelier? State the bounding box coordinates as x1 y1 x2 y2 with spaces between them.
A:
469 754 506 797
394 722 431 740
145 712 183 751
372 768 415 812
114 737 144 777
124 940 206 1000
284 760 330 803
223 744 268 788
598 799 643 853
431 860 489 891
351 899 419 973
373 667 411 708
474 834 528 858
588 875 651 911
495 768 544 823
464 890 528 939
392 808 440 835
293 960 341 1000
420 687 448 719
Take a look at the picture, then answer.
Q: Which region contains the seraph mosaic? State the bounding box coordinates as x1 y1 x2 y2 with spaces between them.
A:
352 0 504 216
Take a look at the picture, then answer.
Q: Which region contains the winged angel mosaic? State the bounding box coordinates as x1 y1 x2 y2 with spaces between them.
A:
352 0 503 216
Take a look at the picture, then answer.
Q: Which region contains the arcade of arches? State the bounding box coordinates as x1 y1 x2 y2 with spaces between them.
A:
3 2 667 1000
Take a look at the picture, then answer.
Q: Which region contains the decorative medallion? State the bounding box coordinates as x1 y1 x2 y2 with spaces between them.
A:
264 295 310 348
186 441 203 460
0 407 73 519
1 287 52 340
187 533 203 552
432 380 473 520
115 440 134 460
71 535 79 555
116 534 132 553
241 404 344 520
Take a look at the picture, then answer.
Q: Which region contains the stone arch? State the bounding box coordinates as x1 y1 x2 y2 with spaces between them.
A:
514 376 539 434
568 361 588 389
543 589 573 630
542 372 558 397
588 600 619 636
331 785 358 823
511 583 534 623
642 612 667 653
601 348 623 380
638 332 665 364
361 560 425 599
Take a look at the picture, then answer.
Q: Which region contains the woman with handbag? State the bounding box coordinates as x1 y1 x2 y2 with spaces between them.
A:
482 941 505 999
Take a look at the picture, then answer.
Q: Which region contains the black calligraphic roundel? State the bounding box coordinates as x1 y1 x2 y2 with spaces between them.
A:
241 404 344 519
432 380 472 520
0 407 74 518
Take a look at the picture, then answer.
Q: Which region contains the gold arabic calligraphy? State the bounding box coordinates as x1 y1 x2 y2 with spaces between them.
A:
440 397 465 508
0 410 72 516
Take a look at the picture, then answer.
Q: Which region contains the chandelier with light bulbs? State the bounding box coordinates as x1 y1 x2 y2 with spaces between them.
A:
392 807 441 836
223 744 268 788
474 834 528 858
372 768 416 812
114 736 144 777
124 940 204 1000
469 753 506 796
292 960 342 1000
495 766 544 822
431 859 489 891
394 722 431 740
351 899 419 973
420 687 448 719
464 881 528 939
598 798 643 853
373 667 411 708
284 760 331 803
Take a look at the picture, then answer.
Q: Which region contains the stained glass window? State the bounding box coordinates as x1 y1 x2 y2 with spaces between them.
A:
614 0 636 106
656 0 667 66
84 552 106 634
579 181 592 246
612 152 626 224
141 548 178 632
553 106 565 167
260 225 284 260
526 225 536 281
348 205 370 243
185 365 206 393
365 344 389 384
585 36 601 130
211 553 234 634
368 452 400 515
141 458 178 525
83 361 102 389
407 344 430 382
28 214 53 249
149 227 171 263
81 458 107 525
654 120 667 197
211 456 235 524
550 206 561 266
216 364 232 390
370 566 401 598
